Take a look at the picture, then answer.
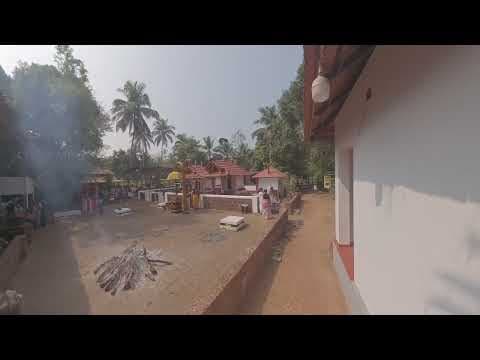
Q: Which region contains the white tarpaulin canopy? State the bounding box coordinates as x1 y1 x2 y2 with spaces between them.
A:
0 177 35 208
0 177 35 196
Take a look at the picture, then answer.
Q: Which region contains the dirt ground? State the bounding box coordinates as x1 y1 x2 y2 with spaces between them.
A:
239 193 348 314
10 199 268 314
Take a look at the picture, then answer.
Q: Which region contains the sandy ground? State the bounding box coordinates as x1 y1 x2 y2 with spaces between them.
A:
10 199 269 314
239 193 348 314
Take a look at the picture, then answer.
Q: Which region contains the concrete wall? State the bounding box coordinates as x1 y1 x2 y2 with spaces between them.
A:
0 234 31 292
165 193 259 213
204 209 288 314
202 195 254 213
335 45 480 314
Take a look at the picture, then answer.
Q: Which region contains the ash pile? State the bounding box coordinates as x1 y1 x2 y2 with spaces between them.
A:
94 242 172 296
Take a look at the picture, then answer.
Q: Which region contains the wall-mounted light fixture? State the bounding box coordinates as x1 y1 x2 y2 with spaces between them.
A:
312 64 330 103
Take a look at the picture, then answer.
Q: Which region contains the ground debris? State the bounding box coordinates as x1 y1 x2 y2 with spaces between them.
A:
152 226 169 237
94 242 172 296
200 230 227 243
271 241 285 262
0 290 23 315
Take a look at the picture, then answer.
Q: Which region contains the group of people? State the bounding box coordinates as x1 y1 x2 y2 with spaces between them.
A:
258 186 280 220
0 197 48 230
110 186 131 201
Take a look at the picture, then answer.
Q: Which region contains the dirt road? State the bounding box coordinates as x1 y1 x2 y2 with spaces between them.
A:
239 193 348 314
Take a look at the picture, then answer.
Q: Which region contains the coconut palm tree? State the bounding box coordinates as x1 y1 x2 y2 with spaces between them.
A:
251 105 279 141
214 138 234 160
111 81 159 155
202 136 216 160
234 142 254 169
174 134 204 163
152 117 175 160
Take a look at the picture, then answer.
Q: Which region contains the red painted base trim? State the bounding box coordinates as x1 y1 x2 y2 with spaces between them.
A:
334 241 354 281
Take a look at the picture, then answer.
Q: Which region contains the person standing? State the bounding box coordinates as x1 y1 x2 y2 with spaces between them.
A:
257 187 263 215
262 189 272 220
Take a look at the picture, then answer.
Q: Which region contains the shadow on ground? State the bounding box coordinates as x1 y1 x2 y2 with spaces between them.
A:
11 223 91 314
238 218 303 314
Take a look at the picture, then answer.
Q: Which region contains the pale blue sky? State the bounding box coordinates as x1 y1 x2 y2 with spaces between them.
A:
0 45 302 155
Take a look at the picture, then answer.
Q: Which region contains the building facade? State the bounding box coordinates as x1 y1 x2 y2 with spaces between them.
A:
186 160 252 195
304 45 480 314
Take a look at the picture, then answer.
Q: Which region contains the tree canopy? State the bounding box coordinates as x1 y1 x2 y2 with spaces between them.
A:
0 46 112 209
112 80 159 155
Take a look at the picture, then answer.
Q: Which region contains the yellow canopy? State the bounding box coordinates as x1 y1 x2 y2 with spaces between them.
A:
167 171 182 181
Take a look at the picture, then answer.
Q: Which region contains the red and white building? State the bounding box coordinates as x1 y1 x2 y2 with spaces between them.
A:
186 160 252 195
304 45 480 314
252 166 288 197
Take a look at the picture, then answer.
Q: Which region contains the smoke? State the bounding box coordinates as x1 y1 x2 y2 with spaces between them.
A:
14 64 97 211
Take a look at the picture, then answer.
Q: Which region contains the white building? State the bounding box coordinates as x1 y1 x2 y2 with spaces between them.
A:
304 45 480 314
252 166 288 197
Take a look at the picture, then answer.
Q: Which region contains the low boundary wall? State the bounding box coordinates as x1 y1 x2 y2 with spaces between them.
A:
0 231 32 292
165 192 259 214
199 208 288 314
285 192 302 214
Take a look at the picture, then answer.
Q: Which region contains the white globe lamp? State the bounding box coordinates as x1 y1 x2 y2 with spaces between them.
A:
311 64 330 103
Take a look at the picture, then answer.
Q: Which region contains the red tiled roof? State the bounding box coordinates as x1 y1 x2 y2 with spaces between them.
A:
252 166 288 179
212 160 252 176
186 160 251 179
186 164 209 179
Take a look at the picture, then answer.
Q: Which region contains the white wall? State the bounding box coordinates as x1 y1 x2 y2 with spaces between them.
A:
234 176 245 190
258 178 279 191
335 46 480 314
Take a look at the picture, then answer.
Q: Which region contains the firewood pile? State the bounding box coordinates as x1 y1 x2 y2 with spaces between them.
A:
94 242 172 296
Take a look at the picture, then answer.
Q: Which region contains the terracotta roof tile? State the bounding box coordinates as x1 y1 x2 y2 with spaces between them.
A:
185 160 251 179
252 166 288 179
186 164 210 179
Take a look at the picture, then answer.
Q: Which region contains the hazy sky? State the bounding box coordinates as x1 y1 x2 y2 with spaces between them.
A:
0 45 302 155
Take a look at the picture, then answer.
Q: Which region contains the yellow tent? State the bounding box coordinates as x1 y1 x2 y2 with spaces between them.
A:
166 171 182 181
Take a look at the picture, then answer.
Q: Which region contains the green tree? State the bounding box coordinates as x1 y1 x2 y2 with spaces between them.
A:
214 137 234 160
110 149 131 179
277 62 304 133
10 49 112 209
0 88 23 176
251 106 278 142
54 45 89 84
234 142 254 170
306 141 334 188
251 62 311 177
202 136 216 160
152 117 175 160
111 80 159 156
173 134 206 163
